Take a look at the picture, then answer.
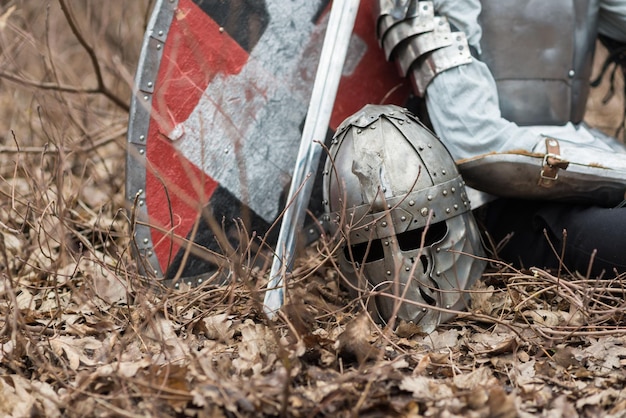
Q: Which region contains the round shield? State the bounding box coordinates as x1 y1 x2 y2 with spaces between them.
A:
126 0 415 286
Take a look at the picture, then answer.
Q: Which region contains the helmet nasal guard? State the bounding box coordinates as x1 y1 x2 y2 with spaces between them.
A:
323 104 486 333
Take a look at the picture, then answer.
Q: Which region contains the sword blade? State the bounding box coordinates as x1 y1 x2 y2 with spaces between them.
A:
263 0 360 317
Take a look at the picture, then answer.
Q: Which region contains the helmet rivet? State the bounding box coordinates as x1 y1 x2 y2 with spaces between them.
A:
400 216 406 221
381 221 387 227
409 200 415 206
442 190 448 196
442 170 446 175
420 208 429 217
436 271 441 276
427 195 433 201
446 208 451 213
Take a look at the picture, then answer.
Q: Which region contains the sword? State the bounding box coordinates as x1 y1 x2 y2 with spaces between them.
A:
263 0 360 318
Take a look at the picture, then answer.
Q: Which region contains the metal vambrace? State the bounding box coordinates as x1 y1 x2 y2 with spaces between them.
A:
376 0 472 97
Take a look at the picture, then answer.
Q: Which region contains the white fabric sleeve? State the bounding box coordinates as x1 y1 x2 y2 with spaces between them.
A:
426 0 626 162
598 0 626 42
426 1 542 161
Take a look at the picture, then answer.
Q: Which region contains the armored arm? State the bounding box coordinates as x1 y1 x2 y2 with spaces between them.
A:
375 0 472 97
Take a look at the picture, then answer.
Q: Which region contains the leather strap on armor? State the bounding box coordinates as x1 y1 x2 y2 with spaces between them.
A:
539 137 570 188
375 0 472 97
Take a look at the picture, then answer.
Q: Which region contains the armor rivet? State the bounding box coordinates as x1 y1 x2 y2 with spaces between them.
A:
386 271 391 276
357 129 362 134
568 69 575 78
147 81 153 88
420 207 428 217
387 204 391 209
309 228 315 235
148 250 153 257
364 226 369 231
418 145 424 151
158 30 164 36
139 149 145 155
371 125 376 130
322 199 328 205
323 170 328 175
548 139 558 147
436 270 441 276
458 45 464 51
156 44 162 50
381 221 387 227
382 187 386 192
427 195 433 201
139 200 144 206
436 247 441 253
138 188 144 195
198 279 203 284
139 135 145 141
451 187 456 193
446 208 451 213
422 307 427 312
219 27 225 33
187 282 192 287
224 148 229 154
427 143 432 148
143 238 149 244
398 120 404 125
454 204 459 210
175 283 180 289
384 241 389 246
442 190 448 196
400 216 406 221
422 4 429 10
409 200 415 206
445 304 451 310
144 95 149 101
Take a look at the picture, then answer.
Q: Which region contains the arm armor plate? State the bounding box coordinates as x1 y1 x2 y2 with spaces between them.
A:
375 0 472 97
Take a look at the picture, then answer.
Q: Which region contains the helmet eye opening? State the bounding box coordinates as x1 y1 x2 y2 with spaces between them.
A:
344 238 385 264
397 222 447 251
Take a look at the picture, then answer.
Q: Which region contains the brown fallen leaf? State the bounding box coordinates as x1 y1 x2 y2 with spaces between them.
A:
336 313 381 363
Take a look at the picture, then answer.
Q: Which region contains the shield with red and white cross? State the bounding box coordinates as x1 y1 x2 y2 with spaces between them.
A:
126 0 414 286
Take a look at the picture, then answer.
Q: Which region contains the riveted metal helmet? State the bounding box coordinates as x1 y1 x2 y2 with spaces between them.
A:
322 104 486 333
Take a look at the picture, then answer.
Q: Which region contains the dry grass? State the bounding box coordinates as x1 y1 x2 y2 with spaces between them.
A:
0 1 625 417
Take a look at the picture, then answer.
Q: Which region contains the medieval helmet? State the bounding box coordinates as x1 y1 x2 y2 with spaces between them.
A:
323 104 486 333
